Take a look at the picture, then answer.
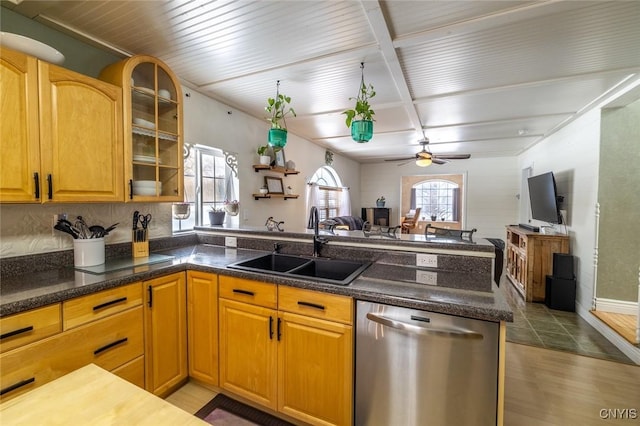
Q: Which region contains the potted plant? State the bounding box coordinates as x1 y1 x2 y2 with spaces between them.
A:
343 62 375 143
224 199 239 216
265 80 296 148
376 196 386 207
209 206 226 226
257 144 271 165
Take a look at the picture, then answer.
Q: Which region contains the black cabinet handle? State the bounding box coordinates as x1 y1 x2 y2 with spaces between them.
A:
269 316 274 340
277 317 282 341
298 301 325 311
147 285 153 308
0 325 34 340
232 289 255 296
34 172 40 199
93 297 127 311
94 337 128 355
47 174 52 199
1 377 35 396
128 179 133 199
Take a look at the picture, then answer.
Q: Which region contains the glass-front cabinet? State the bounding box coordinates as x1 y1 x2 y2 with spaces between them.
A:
100 55 183 202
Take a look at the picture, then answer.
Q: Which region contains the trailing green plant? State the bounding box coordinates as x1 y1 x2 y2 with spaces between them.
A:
265 81 296 130
343 63 376 128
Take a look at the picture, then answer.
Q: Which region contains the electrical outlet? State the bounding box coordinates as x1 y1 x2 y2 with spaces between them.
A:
416 253 438 268
225 236 237 247
416 270 437 285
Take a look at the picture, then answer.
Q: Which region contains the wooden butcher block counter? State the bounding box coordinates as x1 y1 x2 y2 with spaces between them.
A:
0 364 206 425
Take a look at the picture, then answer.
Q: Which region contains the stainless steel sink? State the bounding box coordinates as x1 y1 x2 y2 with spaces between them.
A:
228 253 370 285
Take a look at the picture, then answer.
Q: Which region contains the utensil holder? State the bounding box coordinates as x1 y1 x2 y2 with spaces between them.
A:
74 238 105 267
132 229 149 258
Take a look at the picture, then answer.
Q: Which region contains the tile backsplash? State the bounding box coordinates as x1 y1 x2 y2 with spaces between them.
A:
0 203 173 258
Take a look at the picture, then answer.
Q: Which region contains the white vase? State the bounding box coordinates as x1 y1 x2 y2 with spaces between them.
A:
259 155 271 165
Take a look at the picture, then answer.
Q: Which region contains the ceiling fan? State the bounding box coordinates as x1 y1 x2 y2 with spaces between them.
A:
385 138 471 167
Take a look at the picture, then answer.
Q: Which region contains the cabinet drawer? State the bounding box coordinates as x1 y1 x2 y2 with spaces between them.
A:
62 282 142 330
278 287 353 325
219 276 277 309
0 304 61 354
1 306 143 401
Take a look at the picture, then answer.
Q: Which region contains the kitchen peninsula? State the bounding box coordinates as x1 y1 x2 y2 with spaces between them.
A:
1 228 512 425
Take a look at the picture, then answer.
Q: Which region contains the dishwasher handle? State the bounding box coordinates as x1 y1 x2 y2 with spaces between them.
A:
366 312 484 340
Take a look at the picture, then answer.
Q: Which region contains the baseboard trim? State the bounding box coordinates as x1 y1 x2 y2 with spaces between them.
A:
576 301 640 365
595 298 638 315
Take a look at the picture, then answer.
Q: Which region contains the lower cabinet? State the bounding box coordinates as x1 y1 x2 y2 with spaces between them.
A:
187 270 218 385
278 312 353 426
144 272 188 397
218 275 353 426
0 306 143 400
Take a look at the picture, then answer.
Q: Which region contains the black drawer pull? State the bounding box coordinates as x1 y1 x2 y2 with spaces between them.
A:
298 301 325 311
233 289 255 296
34 172 40 199
269 316 274 340
277 317 282 341
1 377 35 396
47 174 53 200
94 337 128 355
0 325 34 340
93 297 127 311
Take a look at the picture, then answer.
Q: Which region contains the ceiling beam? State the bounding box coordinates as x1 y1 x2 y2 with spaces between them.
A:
359 0 424 141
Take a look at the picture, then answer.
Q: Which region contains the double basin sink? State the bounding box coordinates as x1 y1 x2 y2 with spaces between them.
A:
228 253 371 286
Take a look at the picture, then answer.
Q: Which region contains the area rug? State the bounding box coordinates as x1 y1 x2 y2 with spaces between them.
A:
195 393 294 426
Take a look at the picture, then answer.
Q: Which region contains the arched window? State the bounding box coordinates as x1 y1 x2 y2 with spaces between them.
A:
307 166 349 222
413 179 461 222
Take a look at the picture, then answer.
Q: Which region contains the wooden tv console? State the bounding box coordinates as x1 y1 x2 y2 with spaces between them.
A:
505 225 570 302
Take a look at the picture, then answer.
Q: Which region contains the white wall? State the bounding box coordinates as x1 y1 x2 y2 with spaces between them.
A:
182 86 361 230
517 108 601 310
360 157 520 238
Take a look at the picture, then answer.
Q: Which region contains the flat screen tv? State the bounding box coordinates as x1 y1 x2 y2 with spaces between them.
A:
527 172 562 224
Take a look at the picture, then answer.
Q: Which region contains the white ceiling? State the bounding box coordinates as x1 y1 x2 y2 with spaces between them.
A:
5 0 640 163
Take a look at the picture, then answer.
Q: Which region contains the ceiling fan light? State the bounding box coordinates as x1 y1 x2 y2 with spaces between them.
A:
416 157 432 167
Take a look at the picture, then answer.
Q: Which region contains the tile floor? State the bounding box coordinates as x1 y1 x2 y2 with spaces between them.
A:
500 276 634 364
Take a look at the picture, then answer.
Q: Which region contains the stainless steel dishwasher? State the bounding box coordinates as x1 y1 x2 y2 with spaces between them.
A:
355 301 499 426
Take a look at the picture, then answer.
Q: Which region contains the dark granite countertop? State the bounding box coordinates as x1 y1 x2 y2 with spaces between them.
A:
0 244 512 322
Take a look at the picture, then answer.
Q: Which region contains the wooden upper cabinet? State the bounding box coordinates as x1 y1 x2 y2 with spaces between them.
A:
39 61 123 202
99 55 184 202
0 48 41 203
0 47 123 203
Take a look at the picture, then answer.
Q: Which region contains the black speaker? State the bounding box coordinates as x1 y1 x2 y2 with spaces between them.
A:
545 276 576 312
553 253 574 279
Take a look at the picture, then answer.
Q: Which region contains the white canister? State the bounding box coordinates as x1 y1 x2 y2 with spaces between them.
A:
73 238 105 267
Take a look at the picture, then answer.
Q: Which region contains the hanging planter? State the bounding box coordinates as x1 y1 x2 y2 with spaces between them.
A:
351 120 374 143
265 80 295 148
343 62 375 143
268 128 288 148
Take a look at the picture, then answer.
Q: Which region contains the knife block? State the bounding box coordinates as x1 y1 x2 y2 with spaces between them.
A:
132 229 149 258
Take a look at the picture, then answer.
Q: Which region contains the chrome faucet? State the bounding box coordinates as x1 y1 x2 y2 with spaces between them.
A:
310 206 327 257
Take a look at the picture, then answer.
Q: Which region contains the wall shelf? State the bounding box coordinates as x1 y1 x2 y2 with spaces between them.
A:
253 165 299 176
252 193 299 200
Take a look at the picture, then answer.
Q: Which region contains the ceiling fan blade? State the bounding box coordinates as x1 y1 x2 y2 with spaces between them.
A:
432 158 449 165
396 159 415 166
432 153 471 160
384 156 416 162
